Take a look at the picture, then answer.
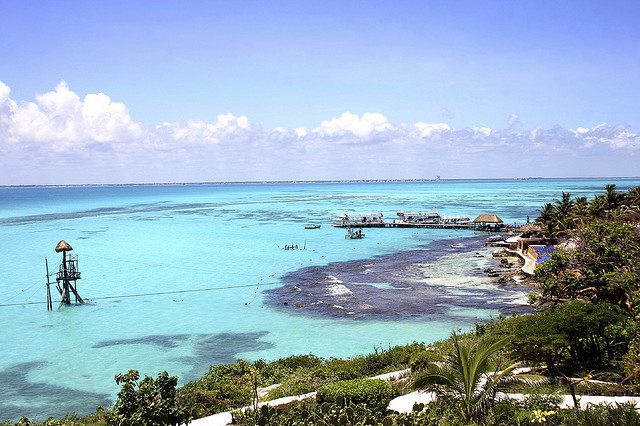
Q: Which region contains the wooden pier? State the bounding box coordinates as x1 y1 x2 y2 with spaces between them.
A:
330 212 524 233
332 222 523 232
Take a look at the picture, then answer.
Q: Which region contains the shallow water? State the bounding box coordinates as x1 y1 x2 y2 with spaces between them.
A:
0 179 638 421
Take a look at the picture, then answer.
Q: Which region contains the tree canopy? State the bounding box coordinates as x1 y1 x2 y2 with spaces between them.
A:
534 185 640 237
534 220 640 314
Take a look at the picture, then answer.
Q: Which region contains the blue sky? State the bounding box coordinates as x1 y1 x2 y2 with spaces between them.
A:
1 0 638 184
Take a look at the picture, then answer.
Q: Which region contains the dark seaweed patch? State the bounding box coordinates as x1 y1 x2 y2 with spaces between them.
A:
265 236 532 321
181 332 273 381
92 334 189 349
92 331 273 383
0 362 111 423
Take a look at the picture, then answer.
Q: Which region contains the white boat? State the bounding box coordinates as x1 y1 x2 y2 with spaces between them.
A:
393 211 441 225
441 215 472 225
331 212 384 227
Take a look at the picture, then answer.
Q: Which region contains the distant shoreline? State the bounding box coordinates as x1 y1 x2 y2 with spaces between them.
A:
2 176 639 189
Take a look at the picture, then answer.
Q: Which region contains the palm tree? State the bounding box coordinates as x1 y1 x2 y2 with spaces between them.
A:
412 333 544 423
604 184 624 217
536 202 556 233
554 192 574 218
572 196 590 227
625 186 640 207
614 205 640 224
555 215 575 235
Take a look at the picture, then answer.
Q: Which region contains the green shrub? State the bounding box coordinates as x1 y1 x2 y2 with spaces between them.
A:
326 357 365 381
255 354 326 387
104 370 191 426
204 359 254 383
360 343 427 376
316 378 392 412
177 369 253 416
483 301 633 372
408 347 446 373
268 354 324 371
559 402 640 425
519 391 563 412
234 401 416 426
265 367 333 400
324 343 427 381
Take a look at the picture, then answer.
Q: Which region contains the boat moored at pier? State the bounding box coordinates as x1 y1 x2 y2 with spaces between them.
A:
331 210 518 231
331 212 385 227
393 211 441 226
441 215 472 225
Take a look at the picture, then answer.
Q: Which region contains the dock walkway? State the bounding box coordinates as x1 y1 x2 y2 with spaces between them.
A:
332 222 522 232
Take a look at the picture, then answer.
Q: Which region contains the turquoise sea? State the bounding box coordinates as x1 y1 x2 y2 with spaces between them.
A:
1 178 639 421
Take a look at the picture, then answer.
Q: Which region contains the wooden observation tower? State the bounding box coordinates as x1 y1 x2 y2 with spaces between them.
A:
46 240 84 310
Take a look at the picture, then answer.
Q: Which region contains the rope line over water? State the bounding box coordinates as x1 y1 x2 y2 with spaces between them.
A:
0 281 284 308
6 249 301 308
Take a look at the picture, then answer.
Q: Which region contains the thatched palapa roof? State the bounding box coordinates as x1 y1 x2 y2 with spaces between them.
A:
519 223 543 234
472 214 503 224
55 240 73 252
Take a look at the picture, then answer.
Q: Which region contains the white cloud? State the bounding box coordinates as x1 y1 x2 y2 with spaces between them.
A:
294 127 307 137
529 126 543 141
472 126 493 137
580 122 639 150
1 81 145 150
313 112 392 138
154 114 258 147
0 81 10 103
1 81 638 184
414 122 451 137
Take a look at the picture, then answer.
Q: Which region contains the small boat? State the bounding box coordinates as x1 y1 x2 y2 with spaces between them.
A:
345 228 365 239
305 224 321 229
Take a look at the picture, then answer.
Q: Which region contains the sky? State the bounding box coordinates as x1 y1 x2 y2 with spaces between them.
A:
0 0 638 185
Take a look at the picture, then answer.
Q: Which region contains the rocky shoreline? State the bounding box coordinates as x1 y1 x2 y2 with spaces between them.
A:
483 248 537 288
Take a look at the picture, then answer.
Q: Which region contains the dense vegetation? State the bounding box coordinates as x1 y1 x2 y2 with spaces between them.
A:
534 184 640 236
4 185 640 425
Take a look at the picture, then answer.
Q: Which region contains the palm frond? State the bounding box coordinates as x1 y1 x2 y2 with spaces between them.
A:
412 332 544 423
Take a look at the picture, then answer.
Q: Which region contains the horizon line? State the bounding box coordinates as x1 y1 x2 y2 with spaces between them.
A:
2 176 640 189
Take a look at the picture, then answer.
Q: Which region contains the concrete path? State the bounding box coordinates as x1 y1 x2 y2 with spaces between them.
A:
187 392 317 426
507 249 537 275
185 370 411 425
387 391 640 414
185 368 640 425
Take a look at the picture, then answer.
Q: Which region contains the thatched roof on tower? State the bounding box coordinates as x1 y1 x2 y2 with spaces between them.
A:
55 240 73 252
472 214 503 224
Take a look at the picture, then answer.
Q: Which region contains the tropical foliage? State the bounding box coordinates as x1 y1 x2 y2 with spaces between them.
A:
481 301 636 373
104 370 192 426
534 220 640 314
534 185 640 236
316 378 393 411
411 333 544 423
